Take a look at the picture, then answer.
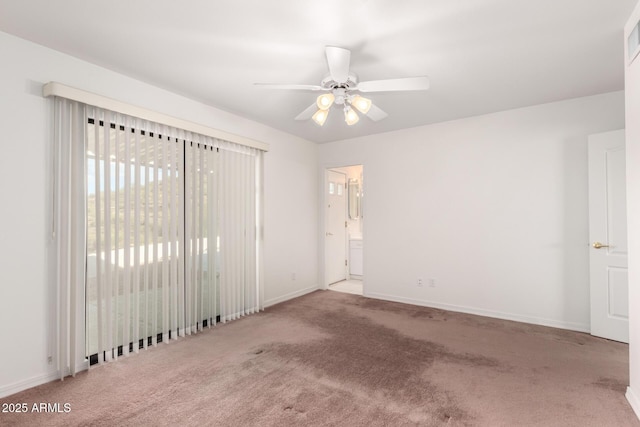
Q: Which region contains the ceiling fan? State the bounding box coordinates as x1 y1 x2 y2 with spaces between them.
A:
255 46 430 126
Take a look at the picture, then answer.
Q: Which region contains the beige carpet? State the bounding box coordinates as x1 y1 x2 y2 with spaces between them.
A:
0 290 637 426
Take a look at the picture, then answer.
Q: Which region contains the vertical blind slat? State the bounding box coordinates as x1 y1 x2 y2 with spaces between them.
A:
178 137 186 336
162 130 169 343
212 147 219 326
133 122 141 353
143 126 150 350
112 113 120 360
170 136 177 338
198 144 205 328
190 141 197 331
206 145 212 325
184 141 192 334
94 112 104 363
103 110 112 362
58 100 70 376
122 115 131 356
152 127 160 346
168 135 175 338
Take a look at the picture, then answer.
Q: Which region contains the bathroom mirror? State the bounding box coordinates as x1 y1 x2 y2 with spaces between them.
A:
348 178 360 220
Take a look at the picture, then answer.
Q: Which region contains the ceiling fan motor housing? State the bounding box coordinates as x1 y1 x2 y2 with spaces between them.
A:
321 73 359 105
321 73 358 90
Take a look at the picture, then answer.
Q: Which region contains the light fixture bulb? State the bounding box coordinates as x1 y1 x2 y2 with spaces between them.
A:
316 93 335 110
350 95 372 114
312 109 329 126
344 107 359 126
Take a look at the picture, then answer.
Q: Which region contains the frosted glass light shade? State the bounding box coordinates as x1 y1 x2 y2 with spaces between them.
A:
312 109 329 126
344 107 359 125
316 93 335 110
350 95 372 114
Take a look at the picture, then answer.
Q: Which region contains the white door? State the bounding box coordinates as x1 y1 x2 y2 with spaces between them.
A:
588 129 628 343
325 170 347 285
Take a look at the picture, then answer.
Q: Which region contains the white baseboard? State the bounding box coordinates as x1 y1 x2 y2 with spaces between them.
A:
627 387 640 421
0 362 89 399
264 285 318 308
364 292 590 333
0 371 59 399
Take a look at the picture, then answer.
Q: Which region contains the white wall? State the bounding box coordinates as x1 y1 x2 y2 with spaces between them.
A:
625 0 640 418
0 31 318 397
319 92 625 330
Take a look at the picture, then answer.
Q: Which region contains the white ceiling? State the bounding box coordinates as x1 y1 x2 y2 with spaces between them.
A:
0 0 635 143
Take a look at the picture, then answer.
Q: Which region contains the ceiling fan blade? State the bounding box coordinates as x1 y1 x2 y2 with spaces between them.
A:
325 46 351 83
295 103 318 121
254 83 325 91
357 76 430 92
365 103 388 122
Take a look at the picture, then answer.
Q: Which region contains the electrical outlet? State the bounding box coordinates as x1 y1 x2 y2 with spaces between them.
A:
417 278 423 287
429 278 436 287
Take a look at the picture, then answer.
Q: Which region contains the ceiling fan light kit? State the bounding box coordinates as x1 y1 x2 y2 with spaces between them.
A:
316 93 335 110
256 46 430 127
311 92 371 127
344 106 360 126
350 95 372 114
312 109 329 126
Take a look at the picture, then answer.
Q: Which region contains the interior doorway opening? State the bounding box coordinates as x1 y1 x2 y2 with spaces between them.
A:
324 164 363 296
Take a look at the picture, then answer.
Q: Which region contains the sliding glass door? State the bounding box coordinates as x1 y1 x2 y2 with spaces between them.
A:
85 109 262 364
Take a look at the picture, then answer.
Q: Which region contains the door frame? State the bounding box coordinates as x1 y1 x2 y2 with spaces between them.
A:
319 163 365 291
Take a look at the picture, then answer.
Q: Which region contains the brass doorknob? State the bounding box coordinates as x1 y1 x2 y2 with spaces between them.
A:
592 242 609 249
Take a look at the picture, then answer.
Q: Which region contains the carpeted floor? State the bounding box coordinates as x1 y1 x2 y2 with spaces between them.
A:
1 290 637 426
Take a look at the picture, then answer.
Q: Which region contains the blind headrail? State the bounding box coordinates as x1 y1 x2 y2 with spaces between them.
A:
43 81 269 152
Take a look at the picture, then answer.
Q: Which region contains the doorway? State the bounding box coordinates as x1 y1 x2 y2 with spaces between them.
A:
324 165 364 295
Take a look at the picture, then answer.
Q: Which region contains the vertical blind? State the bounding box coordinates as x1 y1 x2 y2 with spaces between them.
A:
52 98 264 376
52 98 87 378
218 143 260 321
